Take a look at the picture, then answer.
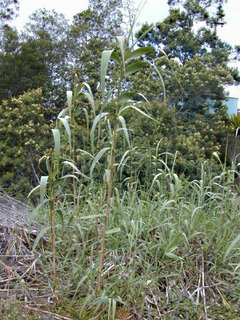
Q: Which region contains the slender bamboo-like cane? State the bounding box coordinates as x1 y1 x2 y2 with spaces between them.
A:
50 188 57 291
97 122 117 291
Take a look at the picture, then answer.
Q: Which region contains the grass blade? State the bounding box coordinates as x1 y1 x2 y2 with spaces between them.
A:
52 129 61 163
40 176 48 203
33 226 50 251
126 46 153 62
90 112 109 153
100 50 114 97
125 61 148 76
118 115 130 147
223 233 240 263
67 91 72 117
118 91 135 104
58 116 71 149
90 147 110 179
116 36 125 64
83 82 96 116
63 161 89 180
120 104 154 120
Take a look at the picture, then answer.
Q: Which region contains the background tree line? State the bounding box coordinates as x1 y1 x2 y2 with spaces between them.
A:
0 0 239 197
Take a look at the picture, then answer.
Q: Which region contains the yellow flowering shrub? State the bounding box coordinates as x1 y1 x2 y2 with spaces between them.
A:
0 89 53 198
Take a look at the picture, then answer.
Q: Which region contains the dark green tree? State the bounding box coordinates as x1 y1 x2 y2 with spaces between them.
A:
0 9 70 109
136 0 237 114
67 0 123 90
126 0 238 178
0 0 18 27
168 0 226 31
0 0 18 51
21 9 70 109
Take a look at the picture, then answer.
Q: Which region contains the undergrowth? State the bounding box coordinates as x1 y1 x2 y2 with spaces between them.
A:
2 169 240 319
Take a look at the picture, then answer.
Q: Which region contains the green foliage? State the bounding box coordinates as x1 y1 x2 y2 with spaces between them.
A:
67 1 124 96
168 0 226 29
0 89 52 197
127 101 231 179
17 171 240 319
0 9 69 108
136 0 236 114
231 112 240 129
0 0 18 27
0 0 238 196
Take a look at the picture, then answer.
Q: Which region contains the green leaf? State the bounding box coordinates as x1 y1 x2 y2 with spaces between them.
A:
62 161 89 180
33 226 50 251
28 185 40 198
116 36 125 64
117 150 130 179
223 233 240 263
111 51 121 65
126 46 153 62
120 104 154 120
106 228 121 235
82 82 95 116
118 91 149 106
165 252 183 260
40 176 48 203
117 150 130 170
100 50 114 97
46 156 52 175
150 172 163 190
73 275 88 299
104 169 111 183
125 61 148 76
135 92 150 103
52 129 61 163
67 91 72 116
77 149 93 159
58 117 71 148
165 232 182 256
107 118 113 143
57 108 68 118
28 200 48 227
90 112 109 154
118 115 130 147
61 174 79 181
118 92 135 104
90 147 110 179
74 83 83 99
56 209 64 225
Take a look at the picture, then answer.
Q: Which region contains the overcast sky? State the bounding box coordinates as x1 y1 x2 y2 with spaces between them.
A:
12 0 239 47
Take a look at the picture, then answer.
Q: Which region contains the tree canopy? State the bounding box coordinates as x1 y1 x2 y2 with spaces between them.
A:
136 0 237 113
0 0 239 196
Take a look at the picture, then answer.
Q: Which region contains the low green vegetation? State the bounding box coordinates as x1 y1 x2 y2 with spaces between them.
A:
2 163 240 319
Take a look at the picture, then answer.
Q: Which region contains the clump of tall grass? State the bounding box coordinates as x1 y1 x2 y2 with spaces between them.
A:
25 37 240 319
29 161 240 319
29 36 155 293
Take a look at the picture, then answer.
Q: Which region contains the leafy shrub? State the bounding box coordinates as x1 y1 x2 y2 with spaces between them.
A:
0 89 53 198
